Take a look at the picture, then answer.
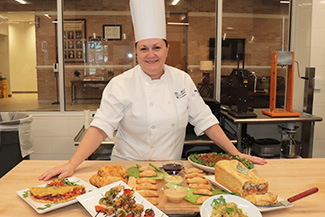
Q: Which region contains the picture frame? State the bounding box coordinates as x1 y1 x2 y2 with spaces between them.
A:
103 25 122 41
61 19 87 63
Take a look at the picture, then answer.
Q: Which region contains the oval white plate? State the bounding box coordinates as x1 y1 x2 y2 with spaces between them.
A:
200 194 262 217
188 157 215 173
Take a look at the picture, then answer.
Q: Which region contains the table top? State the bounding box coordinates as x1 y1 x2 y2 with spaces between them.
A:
0 159 324 216
220 108 323 124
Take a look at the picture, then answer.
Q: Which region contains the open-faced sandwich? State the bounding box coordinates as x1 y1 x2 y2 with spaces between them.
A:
29 178 86 203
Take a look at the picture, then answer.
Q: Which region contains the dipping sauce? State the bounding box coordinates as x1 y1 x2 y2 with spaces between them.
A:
164 188 187 203
162 163 183 175
164 175 183 185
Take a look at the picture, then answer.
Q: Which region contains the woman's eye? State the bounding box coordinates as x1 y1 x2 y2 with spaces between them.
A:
140 47 147 51
154 46 161 50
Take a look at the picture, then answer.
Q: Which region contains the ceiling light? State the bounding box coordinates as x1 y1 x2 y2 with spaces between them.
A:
167 22 189 26
280 1 290 4
171 0 180 6
15 0 27 4
44 14 51 19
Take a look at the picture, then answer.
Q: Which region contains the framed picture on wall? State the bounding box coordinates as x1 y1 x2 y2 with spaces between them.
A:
103 25 122 41
57 19 87 63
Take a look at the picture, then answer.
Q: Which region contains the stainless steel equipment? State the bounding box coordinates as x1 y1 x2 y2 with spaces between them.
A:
252 138 281 158
279 123 301 158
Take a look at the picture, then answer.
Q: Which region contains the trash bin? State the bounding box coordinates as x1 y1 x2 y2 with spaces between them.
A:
0 112 33 178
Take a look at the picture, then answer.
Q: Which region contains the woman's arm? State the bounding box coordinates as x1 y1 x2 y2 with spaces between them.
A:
204 124 267 165
38 126 108 181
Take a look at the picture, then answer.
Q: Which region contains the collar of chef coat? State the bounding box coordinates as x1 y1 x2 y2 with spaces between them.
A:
138 65 168 83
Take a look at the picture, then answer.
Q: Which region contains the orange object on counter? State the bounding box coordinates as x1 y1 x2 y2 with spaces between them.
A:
262 51 300 117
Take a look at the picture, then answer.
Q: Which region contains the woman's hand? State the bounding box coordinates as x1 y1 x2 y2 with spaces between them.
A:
38 162 75 181
238 153 267 165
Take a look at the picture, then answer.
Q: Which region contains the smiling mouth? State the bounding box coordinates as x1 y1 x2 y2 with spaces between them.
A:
146 60 158 64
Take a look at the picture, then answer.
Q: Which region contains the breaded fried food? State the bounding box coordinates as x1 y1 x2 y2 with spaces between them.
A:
137 190 159 197
135 183 158 190
97 166 128 178
89 174 124 188
127 176 137 189
245 193 278 206
139 170 157 177
187 177 208 184
185 167 204 174
189 184 212 190
186 173 206 179
193 189 213 196
145 197 158 205
136 178 157 184
138 165 156 172
195 196 210 205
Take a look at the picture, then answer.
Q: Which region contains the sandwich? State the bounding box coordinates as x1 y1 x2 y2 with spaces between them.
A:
215 160 268 197
29 178 86 203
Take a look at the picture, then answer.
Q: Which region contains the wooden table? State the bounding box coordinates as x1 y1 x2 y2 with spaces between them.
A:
0 159 324 216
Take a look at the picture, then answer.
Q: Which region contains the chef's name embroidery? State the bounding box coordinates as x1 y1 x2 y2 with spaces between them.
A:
174 88 186 99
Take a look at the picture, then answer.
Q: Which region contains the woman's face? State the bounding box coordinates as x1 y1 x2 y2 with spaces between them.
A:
136 38 169 80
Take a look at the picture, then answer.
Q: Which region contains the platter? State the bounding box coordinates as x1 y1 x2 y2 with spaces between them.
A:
188 157 215 173
200 194 262 217
16 177 97 214
205 175 293 213
77 180 168 217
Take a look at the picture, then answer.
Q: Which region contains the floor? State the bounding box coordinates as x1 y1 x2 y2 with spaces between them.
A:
0 93 100 112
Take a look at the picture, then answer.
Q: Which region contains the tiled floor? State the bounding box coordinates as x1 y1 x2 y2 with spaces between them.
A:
0 93 100 112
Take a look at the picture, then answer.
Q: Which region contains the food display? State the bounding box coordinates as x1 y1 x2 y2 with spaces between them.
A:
188 153 255 170
210 196 248 217
214 160 278 206
89 165 128 188
29 178 86 203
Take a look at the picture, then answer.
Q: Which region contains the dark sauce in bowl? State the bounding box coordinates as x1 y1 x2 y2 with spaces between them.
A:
162 163 183 175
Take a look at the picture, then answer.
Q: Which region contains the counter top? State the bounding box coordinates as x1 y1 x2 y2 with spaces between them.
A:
0 159 324 216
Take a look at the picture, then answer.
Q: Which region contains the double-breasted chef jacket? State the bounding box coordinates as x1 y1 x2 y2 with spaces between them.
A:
91 64 219 160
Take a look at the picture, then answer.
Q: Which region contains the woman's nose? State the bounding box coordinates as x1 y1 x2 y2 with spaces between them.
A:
147 49 155 57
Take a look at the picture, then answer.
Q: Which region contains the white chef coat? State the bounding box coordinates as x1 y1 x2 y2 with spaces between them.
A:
91 64 219 160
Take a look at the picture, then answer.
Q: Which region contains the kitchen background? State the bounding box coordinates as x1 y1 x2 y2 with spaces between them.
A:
0 0 324 160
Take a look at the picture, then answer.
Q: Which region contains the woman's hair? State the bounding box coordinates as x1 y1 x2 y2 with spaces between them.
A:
135 39 168 48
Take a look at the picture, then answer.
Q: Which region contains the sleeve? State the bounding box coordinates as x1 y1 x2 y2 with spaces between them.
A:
90 76 128 139
185 74 219 136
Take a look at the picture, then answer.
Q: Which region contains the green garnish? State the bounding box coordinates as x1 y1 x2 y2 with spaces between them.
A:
211 196 227 208
37 203 56 210
237 163 248 175
22 190 29 198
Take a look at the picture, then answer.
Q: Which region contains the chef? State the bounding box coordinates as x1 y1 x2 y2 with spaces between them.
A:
39 0 266 181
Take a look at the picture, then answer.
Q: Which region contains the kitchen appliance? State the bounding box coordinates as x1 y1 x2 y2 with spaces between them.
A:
279 123 301 158
252 138 281 158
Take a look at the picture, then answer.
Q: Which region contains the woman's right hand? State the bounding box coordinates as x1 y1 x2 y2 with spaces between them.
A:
38 162 75 181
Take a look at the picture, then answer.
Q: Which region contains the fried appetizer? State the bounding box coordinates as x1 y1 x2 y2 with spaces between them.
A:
135 183 158 190
185 167 204 174
245 193 278 206
89 174 124 188
187 177 209 184
127 176 137 189
30 185 85 203
186 173 206 179
215 160 268 197
139 170 157 177
136 178 157 184
138 165 156 172
189 184 212 190
137 190 159 197
193 189 213 196
145 197 158 205
98 165 128 178
195 196 210 205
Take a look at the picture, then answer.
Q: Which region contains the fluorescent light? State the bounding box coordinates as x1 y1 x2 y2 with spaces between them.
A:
171 0 180 5
167 22 189 26
44 14 51 19
280 1 290 4
15 0 27 4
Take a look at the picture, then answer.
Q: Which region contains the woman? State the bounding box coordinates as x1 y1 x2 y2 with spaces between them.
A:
39 37 266 181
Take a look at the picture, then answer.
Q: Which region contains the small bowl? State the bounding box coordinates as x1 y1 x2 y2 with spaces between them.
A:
164 175 184 185
162 162 184 175
163 187 187 203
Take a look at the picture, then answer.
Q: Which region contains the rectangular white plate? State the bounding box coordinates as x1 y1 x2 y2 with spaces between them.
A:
77 180 169 217
205 175 293 213
17 177 97 214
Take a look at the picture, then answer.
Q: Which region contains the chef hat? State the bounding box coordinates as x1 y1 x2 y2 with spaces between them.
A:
130 0 166 42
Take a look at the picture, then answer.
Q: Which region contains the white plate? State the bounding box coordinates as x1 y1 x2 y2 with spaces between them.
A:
17 177 97 214
205 175 293 213
188 157 215 173
200 194 262 217
188 157 254 174
77 180 169 217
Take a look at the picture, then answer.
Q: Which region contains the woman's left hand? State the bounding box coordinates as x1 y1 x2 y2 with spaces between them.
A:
239 153 267 165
